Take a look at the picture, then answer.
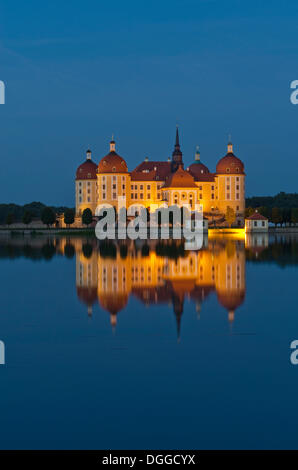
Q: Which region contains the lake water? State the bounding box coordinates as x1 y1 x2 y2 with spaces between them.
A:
0 232 297 449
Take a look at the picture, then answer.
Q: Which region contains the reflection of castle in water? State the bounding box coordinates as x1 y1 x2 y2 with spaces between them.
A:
73 238 246 338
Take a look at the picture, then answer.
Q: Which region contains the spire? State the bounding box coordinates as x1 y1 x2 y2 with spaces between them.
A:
110 135 116 152
227 134 233 153
175 125 180 147
195 145 200 161
171 126 183 171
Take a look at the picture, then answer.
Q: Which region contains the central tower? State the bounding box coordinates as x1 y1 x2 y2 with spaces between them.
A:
171 126 183 172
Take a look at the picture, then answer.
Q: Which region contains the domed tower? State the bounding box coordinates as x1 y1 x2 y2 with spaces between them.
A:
188 146 210 179
97 137 130 211
215 139 245 226
75 149 98 215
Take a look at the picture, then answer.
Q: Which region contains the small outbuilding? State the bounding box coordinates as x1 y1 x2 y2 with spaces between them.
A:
245 210 268 232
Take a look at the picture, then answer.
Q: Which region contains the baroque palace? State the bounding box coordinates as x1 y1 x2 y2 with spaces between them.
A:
75 128 245 226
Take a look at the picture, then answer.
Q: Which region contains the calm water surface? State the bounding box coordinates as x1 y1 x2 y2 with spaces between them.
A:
0 233 297 449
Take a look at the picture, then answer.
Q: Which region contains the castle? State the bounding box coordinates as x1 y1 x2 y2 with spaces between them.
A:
75 128 245 226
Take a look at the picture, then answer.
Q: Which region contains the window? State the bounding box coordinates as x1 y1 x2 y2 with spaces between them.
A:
147 185 150 190
227 185 230 190
140 193 144 199
199 186 202 190
236 206 239 211
199 194 202 199
87 197 90 202
140 185 143 190
236 185 239 190
131 194 134 199
87 189 90 194
131 185 134 190
227 193 230 199
211 186 214 190
79 189 82 194
262 221 265 227
79 197 82 203
236 177 239 182
147 193 151 199
102 193 106 199
254 221 257 227
211 194 214 199
135 185 137 190
113 184 116 189
79 182 82 186
122 184 125 190
113 192 116 199
112 167 116 172
226 168 230 173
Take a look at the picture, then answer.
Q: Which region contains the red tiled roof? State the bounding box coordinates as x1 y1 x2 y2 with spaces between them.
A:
216 152 245 175
132 161 171 181
76 160 97 180
163 166 198 188
247 211 268 220
98 151 128 173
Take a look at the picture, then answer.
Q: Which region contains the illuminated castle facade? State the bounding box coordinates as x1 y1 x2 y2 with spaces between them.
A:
75 129 246 226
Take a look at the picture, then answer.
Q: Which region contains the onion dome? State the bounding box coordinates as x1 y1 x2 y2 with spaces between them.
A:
76 149 97 180
188 146 210 178
98 138 128 173
216 140 244 174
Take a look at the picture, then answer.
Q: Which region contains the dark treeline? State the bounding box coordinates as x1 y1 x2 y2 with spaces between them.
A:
246 192 298 226
0 202 72 224
246 192 298 209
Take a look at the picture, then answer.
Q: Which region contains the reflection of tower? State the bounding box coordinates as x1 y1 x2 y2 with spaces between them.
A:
215 240 246 323
97 249 131 330
75 240 98 316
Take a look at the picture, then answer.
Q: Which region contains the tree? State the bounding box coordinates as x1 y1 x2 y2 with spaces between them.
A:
6 213 14 226
291 208 298 225
41 207 56 228
225 207 236 227
81 208 93 227
245 207 254 218
22 210 32 225
271 207 282 227
258 206 270 219
282 208 291 226
64 209 75 228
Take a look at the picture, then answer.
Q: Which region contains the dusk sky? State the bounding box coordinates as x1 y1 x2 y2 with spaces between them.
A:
0 0 298 206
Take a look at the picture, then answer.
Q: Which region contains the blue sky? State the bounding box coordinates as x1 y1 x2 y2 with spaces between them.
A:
0 0 298 206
